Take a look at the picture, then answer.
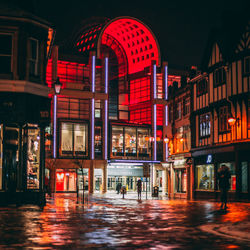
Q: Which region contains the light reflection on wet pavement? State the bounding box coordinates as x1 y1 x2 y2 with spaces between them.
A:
0 193 249 249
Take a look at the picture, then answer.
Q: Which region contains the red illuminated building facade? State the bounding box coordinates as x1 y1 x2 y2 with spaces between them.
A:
190 19 250 200
46 17 186 194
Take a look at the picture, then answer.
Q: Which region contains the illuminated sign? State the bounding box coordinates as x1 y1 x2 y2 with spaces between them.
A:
206 154 212 164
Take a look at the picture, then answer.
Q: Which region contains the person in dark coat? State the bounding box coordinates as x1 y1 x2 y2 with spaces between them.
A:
116 182 122 194
217 164 231 209
137 179 142 199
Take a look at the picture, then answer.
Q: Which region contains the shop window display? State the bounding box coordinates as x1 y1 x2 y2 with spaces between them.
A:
137 128 150 157
125 127 136 156
27 128 40 189
218 162 236 191
56 169 76 192
196 164 214 190
112 126 124 156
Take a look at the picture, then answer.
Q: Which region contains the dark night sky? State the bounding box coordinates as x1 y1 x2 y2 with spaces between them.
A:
7 0 250 69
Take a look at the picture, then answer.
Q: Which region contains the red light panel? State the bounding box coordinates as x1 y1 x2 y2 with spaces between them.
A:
101 18 160 74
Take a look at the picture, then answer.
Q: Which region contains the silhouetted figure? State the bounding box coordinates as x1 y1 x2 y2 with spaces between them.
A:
137 179 142 199
116 182 122 194
217 165 231 210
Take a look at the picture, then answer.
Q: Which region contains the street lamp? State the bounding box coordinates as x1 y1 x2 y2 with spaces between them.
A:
227 114 239 127
53 77 62 94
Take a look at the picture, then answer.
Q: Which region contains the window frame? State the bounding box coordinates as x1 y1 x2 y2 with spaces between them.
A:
218 106 230 133
243 56 250 75
213 67 226 87
28 37 39 76
0 33 13 75
197 78 208 96
199 113 211 138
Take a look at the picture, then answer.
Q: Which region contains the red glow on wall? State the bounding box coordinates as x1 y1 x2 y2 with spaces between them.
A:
101 18 160 74
46 59 53 87
57 60 86 89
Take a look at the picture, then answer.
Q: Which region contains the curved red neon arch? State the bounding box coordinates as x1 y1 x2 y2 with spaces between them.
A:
97 17 161 74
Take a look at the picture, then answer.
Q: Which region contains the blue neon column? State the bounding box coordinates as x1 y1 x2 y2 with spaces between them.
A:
53 95 57 158
164 64 169 162
104 57 108 160
153 104 157 161
91 55 95 160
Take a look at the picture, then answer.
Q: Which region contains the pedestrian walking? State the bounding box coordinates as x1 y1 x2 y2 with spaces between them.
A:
137 179 142 199
217 164 231 210
116 182 122 194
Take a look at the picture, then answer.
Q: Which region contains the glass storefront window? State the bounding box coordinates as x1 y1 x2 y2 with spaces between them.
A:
94 126 102 157
196 164 214 190
60 122 88 157
112 126 124 156
56 169 76 192
137 128 150 157
125 127 136 156
27 128 40 189
0 125 3 190
218 162 236 191
241 162 248 193
175 168 187 193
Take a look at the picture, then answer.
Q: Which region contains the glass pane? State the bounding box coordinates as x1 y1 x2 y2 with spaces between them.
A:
0 125 2 189
241 162 248 193
61 123 73 153
27 128 40 189
94 126 102 156
74 124 87 155
125 127 136 156
218 162 236 191
0 34 12 55
30 39 38 60
0 57 11 74
112 126 124 156
196 164 214 190
137 128 150 157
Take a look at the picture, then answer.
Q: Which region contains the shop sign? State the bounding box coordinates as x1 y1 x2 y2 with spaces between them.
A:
174 159 186 166
206 154 212 164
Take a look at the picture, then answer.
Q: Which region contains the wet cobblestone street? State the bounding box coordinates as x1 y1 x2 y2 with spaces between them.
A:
0 193 249 249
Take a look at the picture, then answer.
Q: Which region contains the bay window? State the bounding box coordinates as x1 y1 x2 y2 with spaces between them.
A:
60 122 88 157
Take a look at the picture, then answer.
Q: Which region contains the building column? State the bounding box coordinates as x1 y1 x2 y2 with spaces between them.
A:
162 168 168 196
88 160 94 194
102 162 107 193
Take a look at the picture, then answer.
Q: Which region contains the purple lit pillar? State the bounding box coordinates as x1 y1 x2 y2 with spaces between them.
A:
53 95 57 158
163 62 169 162
90 55 96 160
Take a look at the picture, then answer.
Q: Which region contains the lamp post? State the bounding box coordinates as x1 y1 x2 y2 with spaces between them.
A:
53 77 62 159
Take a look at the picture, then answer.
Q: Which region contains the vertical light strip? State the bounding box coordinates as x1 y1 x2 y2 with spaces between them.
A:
91 98 95 160
153 104 157 161
165 105 168 126
53 95 57 158
153 64 157 99
165 142 169 162
105 57 108 94
104 99 108 160
164 65 168 100
92 55 96 93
